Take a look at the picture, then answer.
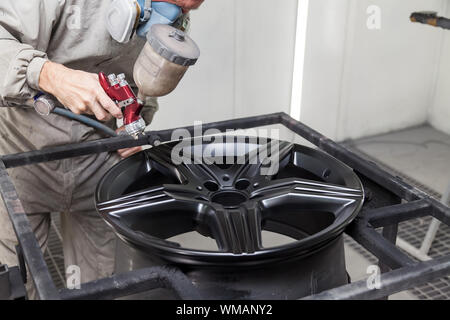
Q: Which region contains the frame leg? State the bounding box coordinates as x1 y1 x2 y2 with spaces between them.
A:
378 224 399 300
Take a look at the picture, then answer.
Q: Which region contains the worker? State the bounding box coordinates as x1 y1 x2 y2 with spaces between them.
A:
0 0 204 299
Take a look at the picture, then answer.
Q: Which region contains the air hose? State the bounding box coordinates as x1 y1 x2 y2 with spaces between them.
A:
410 12 450 30
52 107 118 137
33 93 118 137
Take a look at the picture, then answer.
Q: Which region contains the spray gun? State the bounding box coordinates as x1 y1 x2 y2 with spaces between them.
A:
34 23 200 138
98 72 145 136
102 23 199 136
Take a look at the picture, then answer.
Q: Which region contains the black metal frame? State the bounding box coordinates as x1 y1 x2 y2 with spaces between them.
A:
1 112 449 300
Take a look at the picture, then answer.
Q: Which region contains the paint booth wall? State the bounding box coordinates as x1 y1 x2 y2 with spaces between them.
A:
152 0 449 140
300 0 447 141
151 0 298 131
430 2 450 136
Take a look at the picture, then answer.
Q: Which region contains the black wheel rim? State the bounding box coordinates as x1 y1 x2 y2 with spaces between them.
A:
96 135 364 266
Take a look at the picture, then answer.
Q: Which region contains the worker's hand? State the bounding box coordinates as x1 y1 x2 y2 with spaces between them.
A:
166 0 204 11
39 61 123 122
116 126 143 158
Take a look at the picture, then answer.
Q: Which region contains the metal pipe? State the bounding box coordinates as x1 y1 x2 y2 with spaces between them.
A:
420 183 450 254
0 113 283 169
59 266 201 300
0 265 11 299
420 219 442 255
303 254 450 300
0 162 60 300
397 238 431 262
396 183 450 261
346 221 416 269
378 224 399 300
367 200 431 228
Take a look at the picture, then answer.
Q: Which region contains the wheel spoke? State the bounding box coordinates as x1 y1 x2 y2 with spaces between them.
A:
235 140 294 181
252 178 363 215
149 142 222 186
146 145 187 184
207 203 263 254
97 184 200 218
180 162 221 186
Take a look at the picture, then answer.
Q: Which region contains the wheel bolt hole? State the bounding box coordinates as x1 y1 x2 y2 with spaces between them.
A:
235 179 250 190
204 181 219 192
222 175 230 182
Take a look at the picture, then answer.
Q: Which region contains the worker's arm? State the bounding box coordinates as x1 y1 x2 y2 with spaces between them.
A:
141 97 159 125
39 62 122 121
0 0 62 107
0 0 122 121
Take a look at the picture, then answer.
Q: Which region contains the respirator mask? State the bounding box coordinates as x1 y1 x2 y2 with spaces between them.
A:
106 0 186 43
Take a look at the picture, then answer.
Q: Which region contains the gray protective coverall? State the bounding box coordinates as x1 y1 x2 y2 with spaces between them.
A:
0 0 158 297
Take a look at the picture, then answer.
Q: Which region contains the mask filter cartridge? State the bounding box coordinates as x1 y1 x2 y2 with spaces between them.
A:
137 1 182 38
106 0 182 43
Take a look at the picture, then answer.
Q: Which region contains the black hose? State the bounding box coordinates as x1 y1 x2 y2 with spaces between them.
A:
52 107 118 137
410 12 450 30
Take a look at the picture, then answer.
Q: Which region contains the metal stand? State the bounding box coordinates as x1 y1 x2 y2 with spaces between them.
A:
0 264 26 300
0 112 449 300
396 182 450 261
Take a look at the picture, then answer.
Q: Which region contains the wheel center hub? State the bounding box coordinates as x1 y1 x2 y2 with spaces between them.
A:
211 191 248 208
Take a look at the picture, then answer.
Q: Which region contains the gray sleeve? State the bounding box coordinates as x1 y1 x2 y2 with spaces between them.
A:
141 96 159 125
0 0 64 107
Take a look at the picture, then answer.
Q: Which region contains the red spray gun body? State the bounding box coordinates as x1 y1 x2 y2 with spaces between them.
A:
99 72 146 136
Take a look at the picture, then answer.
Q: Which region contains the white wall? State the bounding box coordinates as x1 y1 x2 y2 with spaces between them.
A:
152 0 449 140
300 0 446 141
430 2 450 135
151 0 298 131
